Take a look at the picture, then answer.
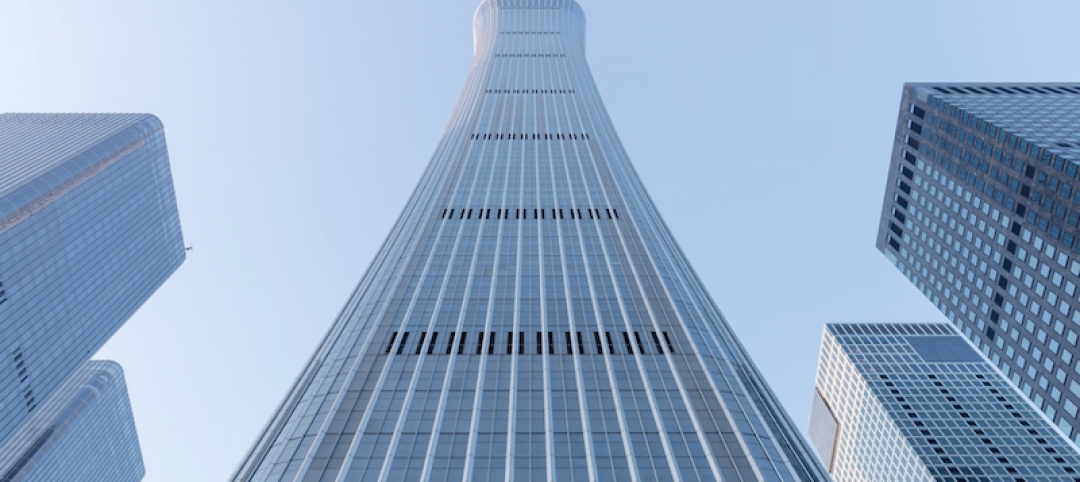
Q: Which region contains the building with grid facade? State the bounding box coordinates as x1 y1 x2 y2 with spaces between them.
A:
811 323 1080 481
0 360 144 482
0 113 185 444
877 83 1080 443
229 1 829 481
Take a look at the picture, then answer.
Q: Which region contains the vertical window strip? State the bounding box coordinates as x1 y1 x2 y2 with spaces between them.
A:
445 332 456 355
385 332 398 354
427 332 439 355
663 332 675 353
415 332 428 355
651 332 664 354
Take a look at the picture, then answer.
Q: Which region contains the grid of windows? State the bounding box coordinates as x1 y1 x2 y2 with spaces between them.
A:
0 113 185 445
228 1 829 481
878 83 1080 443
813 323 1080 481
0 360 144 481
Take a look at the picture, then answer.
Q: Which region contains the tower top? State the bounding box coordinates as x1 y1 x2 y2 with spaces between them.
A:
473 0 586 55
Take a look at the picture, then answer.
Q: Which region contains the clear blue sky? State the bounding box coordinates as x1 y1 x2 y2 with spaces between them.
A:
2 0 1080 480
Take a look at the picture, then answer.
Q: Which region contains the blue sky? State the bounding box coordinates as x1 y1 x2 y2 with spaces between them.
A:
2 0 1080 480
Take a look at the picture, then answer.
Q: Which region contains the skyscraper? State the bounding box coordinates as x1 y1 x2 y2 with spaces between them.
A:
0 113 185 443
0 360 145 482
877 83 1080 441
231 1 828 481
810 323 1080 481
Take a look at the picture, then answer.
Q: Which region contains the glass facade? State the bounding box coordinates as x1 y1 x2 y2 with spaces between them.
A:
0 360 144 482
230 1 829 481
0 113 185 444
812 323 1080 481
877 83 1080 442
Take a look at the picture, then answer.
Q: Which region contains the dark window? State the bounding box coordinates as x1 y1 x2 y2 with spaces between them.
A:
428 332 439 355
385 332 399 354
651 332 664 354
415 332 427 355
445 332 456 355
396 332 410 355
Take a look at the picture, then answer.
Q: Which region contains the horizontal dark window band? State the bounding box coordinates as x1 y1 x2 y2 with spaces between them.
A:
494 53 567 58
929 85 1080 95
440 207 619 220
384 330 675 356
470 133 590 140
499 31 561 35
486 89 575 94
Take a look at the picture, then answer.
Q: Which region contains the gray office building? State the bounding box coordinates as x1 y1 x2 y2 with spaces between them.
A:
230 1 828 481
877 83 1080 441
811 323 1080 481
0 113 185 443
0 360 144 482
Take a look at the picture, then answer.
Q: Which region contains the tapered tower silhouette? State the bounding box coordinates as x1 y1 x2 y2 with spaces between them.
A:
231 1 828 481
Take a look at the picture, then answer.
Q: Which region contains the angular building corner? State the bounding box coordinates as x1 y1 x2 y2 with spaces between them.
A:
810 323 1080 481
0 360 145 482
231 1 829 481
876 83 1080 441
0 113 185 456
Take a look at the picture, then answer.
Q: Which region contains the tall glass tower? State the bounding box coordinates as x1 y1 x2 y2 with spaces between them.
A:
877 83 1080 441
232 1 828 481
0 360 145 482
0 113 185 444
